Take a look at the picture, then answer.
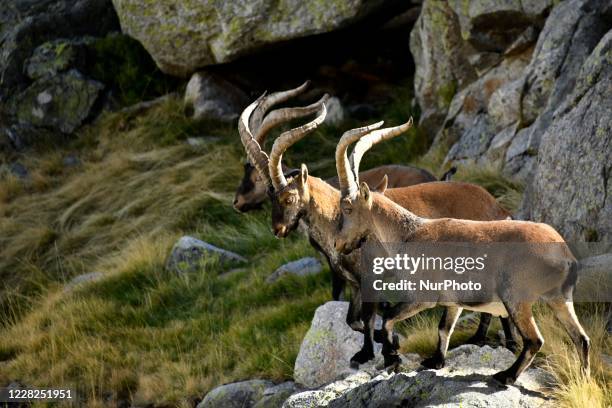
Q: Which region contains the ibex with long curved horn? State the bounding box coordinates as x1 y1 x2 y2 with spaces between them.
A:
333 120 590 384
233 82 439 213
261 113 517 366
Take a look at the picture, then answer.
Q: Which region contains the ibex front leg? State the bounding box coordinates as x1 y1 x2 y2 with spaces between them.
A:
380 302 436 369
350 301 376 367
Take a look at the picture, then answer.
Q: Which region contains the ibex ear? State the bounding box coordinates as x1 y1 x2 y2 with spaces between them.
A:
359 181 372 206
373 174 388 194
299 163 308 188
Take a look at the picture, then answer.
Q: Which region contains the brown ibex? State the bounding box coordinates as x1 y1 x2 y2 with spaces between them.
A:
233 82 438 213
333 120 590 384
245 103 517 366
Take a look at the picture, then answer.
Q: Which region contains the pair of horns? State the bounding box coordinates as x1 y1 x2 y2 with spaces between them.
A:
335 117 413 198
238 81 328 189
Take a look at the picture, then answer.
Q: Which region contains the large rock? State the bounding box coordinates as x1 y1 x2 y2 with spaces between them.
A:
503 0 611 179
285 345 553 408
449 0 552 52
166 236 247 274
423 0 612 188
184 72 249 122
0 0 118 147
409 0 477 137
520 29 612 241
438 48 532 163
294 301 383 388
111 0 387 76
0 0 118 97
197 379 274 408
12 69 104 134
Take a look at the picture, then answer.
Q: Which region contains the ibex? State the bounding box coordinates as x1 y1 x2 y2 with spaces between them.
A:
241 99 518 366
232 82 438 213
333 120 590 384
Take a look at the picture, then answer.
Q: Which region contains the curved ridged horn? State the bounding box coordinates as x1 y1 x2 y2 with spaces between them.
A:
350 117 414 186
335 121 384 198
238 95 271 187
255 93 329 145
250 81 310 135
269 100 328 190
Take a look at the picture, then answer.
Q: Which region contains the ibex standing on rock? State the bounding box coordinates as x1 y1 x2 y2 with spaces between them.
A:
238 91 519 367
333 120 590 384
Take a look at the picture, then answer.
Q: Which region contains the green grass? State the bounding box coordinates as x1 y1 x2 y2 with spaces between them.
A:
0 93 608 407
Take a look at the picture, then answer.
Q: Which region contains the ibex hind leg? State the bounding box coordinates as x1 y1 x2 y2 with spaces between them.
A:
493 301 543 385
465 313 492 346
547 298 590 375
422 306 462 369
501 317 519 352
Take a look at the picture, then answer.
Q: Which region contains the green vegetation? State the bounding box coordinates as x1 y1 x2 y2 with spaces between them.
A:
0 94 608 407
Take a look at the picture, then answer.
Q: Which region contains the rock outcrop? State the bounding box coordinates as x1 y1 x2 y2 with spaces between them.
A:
293 301 383 388
0 0 119 147
12 69 104 134
411 0 611 240
414 0 610 173
520 29 612 242
0 0 118 97
110 0 389 76
285 345 554 408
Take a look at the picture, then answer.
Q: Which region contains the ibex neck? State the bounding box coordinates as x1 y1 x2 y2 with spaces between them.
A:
302 177 341 246
371 193 422 242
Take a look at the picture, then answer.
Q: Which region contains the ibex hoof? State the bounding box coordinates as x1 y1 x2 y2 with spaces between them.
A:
493 370 516 385
383 354 401 371
421 356 445 369
465 335 487 347
350 349 375 367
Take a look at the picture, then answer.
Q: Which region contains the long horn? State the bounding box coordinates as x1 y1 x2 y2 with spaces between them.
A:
335 121 385 198
255 94 329 145
238 95 271 187
269 100 328 190
250 81 310 134
350 117 414 186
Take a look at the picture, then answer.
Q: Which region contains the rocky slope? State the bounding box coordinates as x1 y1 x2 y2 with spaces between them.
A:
410 0 611 241
200 302 555 408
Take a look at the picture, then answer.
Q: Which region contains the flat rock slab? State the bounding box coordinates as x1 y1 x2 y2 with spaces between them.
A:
286 345 554 408
198 379 274 408
267 257 323 283
166 236 247 274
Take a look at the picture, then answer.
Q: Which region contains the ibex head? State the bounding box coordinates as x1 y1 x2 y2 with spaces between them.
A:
268 104 328 237
269 164 311 237
334 118 413 254
233 81 326 212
